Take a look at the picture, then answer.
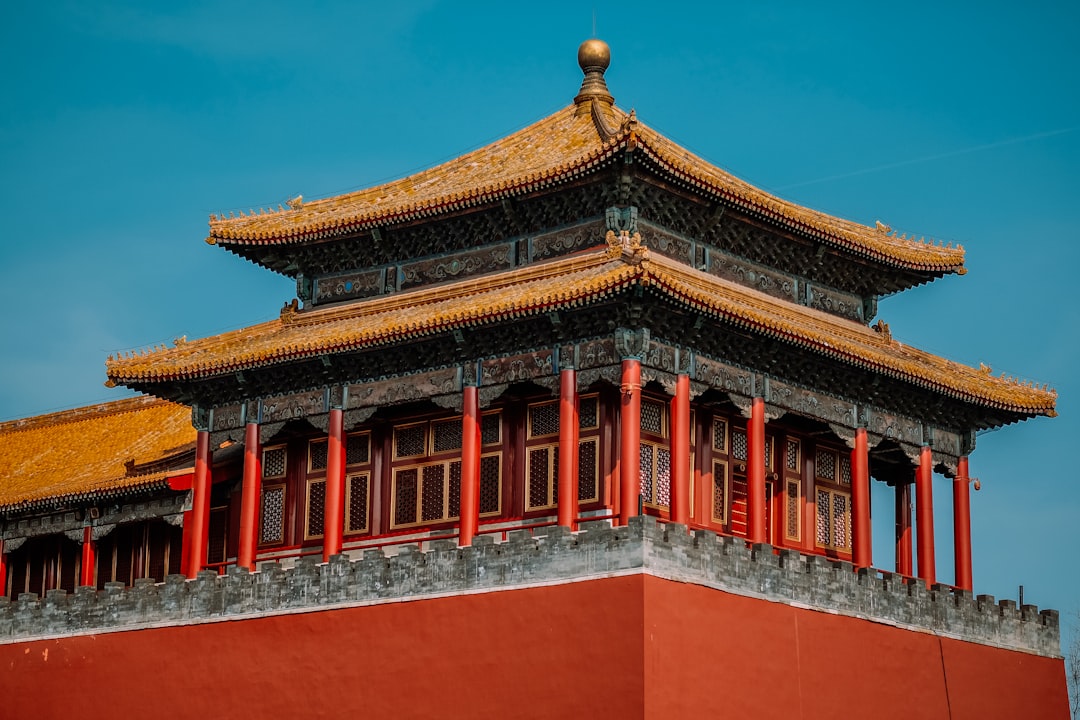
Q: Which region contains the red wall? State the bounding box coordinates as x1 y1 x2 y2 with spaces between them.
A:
0 575 1067 719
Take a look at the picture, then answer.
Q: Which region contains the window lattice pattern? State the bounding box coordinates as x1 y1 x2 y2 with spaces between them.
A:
528 447 552 509
260 486 285 544
529 402 560 438
578 438 598 502
432 420 462 454
640 444 654 504
479 455 500 515
448 461 462 518
786 479 800 539
395 425 426 458
732 431 748 461
421 465 446 521
481 414 501 445
307 480 326 537
346 434 369 466
786 439 800 471
839 454 852 485
713 419 727 452
346 474 368 533
640 400 664 435
263 447 287 478
712 461 726 523
579 396 599 429
816 489 831 546
395 469 418 526
656 448 672 506
816 448 837 481
309 441 328 471
833 494 849 548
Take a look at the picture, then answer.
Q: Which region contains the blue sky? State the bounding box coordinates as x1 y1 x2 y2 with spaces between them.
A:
2 3 1077 639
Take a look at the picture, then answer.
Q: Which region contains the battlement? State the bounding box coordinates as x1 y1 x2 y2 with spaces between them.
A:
0 517 1059 657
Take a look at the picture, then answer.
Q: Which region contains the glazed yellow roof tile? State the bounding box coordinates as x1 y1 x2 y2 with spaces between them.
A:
0 396 194 510
107 244 1053 418
207 99 963 275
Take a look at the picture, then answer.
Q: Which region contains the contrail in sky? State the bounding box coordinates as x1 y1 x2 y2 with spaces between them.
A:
773 127 1075 191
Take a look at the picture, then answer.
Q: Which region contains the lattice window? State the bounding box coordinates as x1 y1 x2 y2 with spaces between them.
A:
392 459 465 528
263 446 287 478
448 461 462 518
528 401 560 438
786 438 800 471
394 469 418 526
640 441 671 508
640 400 664 435
395 424 426 458
785 479 800 541
345 473 369 534
839 453 852 486
306 480 326 538
421 465 446 521
432 419 462 454
479 454 501 515
815 487 851 551
345 433 370 466
711 460 727 523
309 440 328 471
578 438 599 503
816 447 837 482
579 396 599 430
527 446 554 510
260 485 285 544
481 413 502 445
713 418 727 453
732 430 748 461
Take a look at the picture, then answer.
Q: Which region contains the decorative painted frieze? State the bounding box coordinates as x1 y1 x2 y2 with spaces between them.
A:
531 220 606 261
346 368 461 410
261 389 327 423
706 249 797 303
693 355 754 398
210 403 245 433
766 379 857 428
480 350 554 386
639 222 693 263
864 408 924 447
577 338 617 369
806 284 864 322
315 268 384 304
400 244 514 290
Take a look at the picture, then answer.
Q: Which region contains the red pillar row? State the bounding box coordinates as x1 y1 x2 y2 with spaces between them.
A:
0 540 6 595
669 374 690 527
915 445 936 585
185 430 212 579
746 397 766 545
237 422 262 571
80 526 95 587
850 427 871 569
459 385 481 547
323 408 346 562
618 359 642 526
895 482 913 576
558 368 579 529
953 455 973 591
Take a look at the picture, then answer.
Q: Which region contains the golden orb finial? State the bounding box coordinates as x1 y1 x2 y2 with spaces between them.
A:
578 38 610 73
574 38 613 106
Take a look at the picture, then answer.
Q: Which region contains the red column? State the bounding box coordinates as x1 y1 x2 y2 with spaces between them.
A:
323 408 346 562
237 421 262 570
669 374 691 527
953 455 973 591
851 427 872 569
0 539 6 597
747 397 767 544
619 359 642 525
79 526 95 587
459 385 481 547
895 482 913 576
558 368 579 529
185 429 212 578
915 445 936 585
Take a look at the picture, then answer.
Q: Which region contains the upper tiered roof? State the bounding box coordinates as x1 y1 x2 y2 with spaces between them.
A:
0 396 194 511
206 40 965 282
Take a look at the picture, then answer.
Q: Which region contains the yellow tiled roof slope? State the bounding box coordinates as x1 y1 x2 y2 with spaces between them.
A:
106 245 1053 419
0 396 194 510
206 99 963 275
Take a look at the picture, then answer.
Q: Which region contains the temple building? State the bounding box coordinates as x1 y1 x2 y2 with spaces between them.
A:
0 40 1068 718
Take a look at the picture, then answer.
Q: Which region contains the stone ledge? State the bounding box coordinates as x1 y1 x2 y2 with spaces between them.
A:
0 517 1059 657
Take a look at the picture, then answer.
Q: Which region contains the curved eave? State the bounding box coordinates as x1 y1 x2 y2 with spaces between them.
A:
0 475 171 515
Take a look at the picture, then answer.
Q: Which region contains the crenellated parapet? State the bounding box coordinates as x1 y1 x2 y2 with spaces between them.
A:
0 517 1059 657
